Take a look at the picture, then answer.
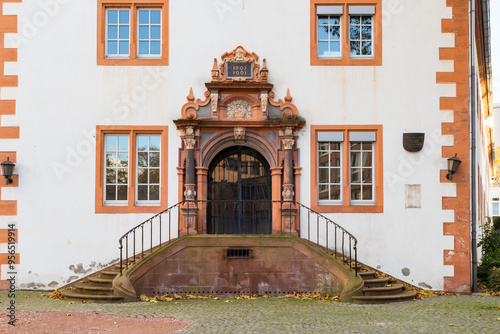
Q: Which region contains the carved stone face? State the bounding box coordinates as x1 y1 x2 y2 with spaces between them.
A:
234 127 246 141
235 47 244 60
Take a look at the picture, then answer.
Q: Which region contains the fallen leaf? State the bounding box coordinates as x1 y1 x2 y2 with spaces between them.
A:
224 300 233 303
449 324 454 327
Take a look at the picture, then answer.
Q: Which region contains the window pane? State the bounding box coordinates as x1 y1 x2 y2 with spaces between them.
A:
117 185 128 201
318 41 329 57
138 152 148 167
107 41 118 55
363 185 373 200
363 152 373 167
150 169 160 183
362 142 373 150
150 185 160 201
151 10 161 24
150 152 160 167
330 41 340 54
139 41 149 55
139 25 149 39
331 26 340 39
361 26 372 39
362 41 372 55
350 16 360 25
106 135 117 151
319 168 329 183
118 136 128 151
351 185 361 200
138 168 148 184
106 153 117 167
330 185 341 200
138 185 148 201
108 25 118 39
117 169 128 184
319 143 329 150
351 142 361 150
331 143 341 150
106 169 116 184
350 41 360 55
330 16 340 25
108 10 118 24
319 185 329 200
149 135 160 151
119 10 129 24
137 135 149 151
139 10 149 24
119 41 129 55
331 168 341 183
362 16 372 24
318 25 329 40
351 168 361 182
118 152 128 167
362 168 372 183
351 152 361 167
318 16 329 25
151 41 161 55
106 185 116 201
151 26 161 39
331 152 341 167
350 25 360 40
119 25 129 39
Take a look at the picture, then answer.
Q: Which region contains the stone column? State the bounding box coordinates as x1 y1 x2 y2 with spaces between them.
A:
180 138 198 235
281 138 298 235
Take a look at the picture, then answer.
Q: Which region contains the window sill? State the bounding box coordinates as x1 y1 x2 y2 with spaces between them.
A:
97 57 168 66
311 203 383 213
96 205 164 214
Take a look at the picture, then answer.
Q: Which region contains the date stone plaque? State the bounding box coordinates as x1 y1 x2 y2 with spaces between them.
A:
226 61 253 79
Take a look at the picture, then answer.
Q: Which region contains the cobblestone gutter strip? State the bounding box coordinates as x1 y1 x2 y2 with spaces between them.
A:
1 291 499 333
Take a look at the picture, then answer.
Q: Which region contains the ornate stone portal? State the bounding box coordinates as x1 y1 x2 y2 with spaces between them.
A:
175 46 305 235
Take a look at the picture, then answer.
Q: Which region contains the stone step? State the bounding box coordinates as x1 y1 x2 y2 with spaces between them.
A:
75 283 114 295
352 290 417 304
88 277 114 285
359 271 376 280
100 270 119 278
60 289 124 303
362 277 390 288
363 283 404 296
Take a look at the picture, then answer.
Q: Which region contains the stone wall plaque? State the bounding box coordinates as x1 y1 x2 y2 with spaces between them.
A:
226 61 253 79
403 133 425 152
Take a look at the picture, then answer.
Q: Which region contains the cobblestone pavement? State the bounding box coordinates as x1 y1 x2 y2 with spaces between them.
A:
1 291 499 333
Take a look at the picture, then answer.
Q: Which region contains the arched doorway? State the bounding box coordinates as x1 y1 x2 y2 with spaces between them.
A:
207 146 272 234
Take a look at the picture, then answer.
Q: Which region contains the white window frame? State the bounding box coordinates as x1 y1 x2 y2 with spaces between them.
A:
349 139 375 204
135 134 161 205
137 8 162 59
317 14 343 59
493 198 500 216
104 134 130 205
348 8 374 58
105 8 131 58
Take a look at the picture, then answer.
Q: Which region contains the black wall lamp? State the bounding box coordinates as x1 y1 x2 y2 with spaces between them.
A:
446 154 462 180
1 157 15 185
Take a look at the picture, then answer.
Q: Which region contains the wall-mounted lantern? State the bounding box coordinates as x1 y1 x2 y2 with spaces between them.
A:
1 157 15 185
446 154 462 180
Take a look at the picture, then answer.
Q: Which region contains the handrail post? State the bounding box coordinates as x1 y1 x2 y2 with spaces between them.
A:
119 240 123 275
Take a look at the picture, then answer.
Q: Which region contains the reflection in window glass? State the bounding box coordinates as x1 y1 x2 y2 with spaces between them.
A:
349 15 373 56
105 135 129 202
138 9 162 57
493 202 499 216
318 142 342 202
136 135 161 202
317 15 342 57
350 141 373 201
106 9 130 56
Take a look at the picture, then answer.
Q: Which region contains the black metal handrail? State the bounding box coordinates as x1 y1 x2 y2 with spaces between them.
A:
119 200 358 276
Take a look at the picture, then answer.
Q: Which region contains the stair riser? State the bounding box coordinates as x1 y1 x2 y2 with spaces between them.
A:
364 288 404 296
363 282 387 288
74 288 114 296
62 296 123 304
359 274 376 280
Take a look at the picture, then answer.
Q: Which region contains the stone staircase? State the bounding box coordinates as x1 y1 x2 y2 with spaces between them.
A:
61 268 124 303
352 271 417 304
